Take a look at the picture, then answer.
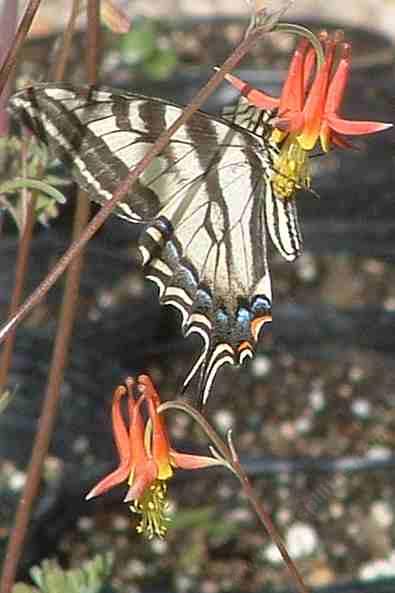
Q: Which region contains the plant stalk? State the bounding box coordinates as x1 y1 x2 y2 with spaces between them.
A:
0 2 99 591
0 0 42 95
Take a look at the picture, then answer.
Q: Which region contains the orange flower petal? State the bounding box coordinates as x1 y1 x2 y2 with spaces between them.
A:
324 42 350 115
85 464 130 500
303 45 316 94
126 379 147 463
273 112 305 134
327 115 392 136
222 72 280 110
85 385 130 500
124 459 157 502
170 450 223 470
299 37 336 150
138 375 173 480
112 385 130 463
278 39 309 117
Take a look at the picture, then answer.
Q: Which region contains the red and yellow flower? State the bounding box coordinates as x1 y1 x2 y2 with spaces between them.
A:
86 375 221 538
223 30 392 200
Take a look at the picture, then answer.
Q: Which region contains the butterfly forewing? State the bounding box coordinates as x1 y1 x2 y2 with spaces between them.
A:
9 82 302 403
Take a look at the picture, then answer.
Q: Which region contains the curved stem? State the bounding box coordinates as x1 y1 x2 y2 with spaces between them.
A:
159 401 309 593
158 401 232 467
275 23 325 66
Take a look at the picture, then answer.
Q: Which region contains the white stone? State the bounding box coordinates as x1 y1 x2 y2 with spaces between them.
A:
370 501 393 528
285 522 318 558
309 386 325 411
367 446 391 460
251 354 272 377
264 542 283 564
351 398 371 418
8 470 26 491
214 409 234 432
360 555 395 580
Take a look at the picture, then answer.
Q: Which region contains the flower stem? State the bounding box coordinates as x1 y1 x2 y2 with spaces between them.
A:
276 23 325 66
233 458 309 593
160 400 310 593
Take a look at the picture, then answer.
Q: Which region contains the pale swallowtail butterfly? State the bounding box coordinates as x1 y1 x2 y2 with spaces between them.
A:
9 83 302 404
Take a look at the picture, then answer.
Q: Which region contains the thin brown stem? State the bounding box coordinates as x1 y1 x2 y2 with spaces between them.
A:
0 19 279 344
0 4 99 591
50 0 81 82
160 400 309 593
0 0 19 135
0 195 91 593
86 0 101 82
234 460 309 593
0 0 28 391
0 190 36 392
0 0 42 95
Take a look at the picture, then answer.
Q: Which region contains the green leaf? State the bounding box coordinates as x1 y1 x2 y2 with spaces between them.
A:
13 554 116 593
0 178 67 204
119 22 157 65
143 46 178 79
12 585 39 593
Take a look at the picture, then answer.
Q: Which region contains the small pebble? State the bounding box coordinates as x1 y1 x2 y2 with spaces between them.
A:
351 398 371 418
8 471 26 491
77 516 94 532
309 386 325 411
360 553 395 580
367 446 391 460
286 522 318 558
251 355 272 377
370 501 393 528
213 409 234 432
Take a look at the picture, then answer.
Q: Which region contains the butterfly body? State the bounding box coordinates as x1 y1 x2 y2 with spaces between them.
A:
9 83 303 403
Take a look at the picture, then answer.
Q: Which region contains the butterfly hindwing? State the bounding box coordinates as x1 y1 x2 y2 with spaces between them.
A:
9 82 302 403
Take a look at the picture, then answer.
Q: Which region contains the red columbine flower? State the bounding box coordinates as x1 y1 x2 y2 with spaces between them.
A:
86 375 221 538
223 30 392 200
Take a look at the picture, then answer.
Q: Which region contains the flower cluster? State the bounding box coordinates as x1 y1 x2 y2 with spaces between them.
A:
86 376 221 539
223 30 391 200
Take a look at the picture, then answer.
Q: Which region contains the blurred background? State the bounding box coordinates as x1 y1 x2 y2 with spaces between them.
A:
29 0 395 37
1 1 395 592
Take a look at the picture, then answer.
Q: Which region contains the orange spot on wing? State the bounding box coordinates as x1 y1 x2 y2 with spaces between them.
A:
238 340 252 353
251 314 272 342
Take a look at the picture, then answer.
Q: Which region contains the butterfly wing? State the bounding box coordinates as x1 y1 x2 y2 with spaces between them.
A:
224 96 303 262
9 83 302 403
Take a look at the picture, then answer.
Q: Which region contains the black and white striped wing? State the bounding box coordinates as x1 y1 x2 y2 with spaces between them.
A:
9 83 302 403
224 96 303 262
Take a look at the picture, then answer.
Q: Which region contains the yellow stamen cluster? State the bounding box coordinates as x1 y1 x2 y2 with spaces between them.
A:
130 480 170 539
271 133 311 200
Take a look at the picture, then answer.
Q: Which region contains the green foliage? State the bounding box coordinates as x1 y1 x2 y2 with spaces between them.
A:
118 18 177 80
12 554 117 593
0 136 67 231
